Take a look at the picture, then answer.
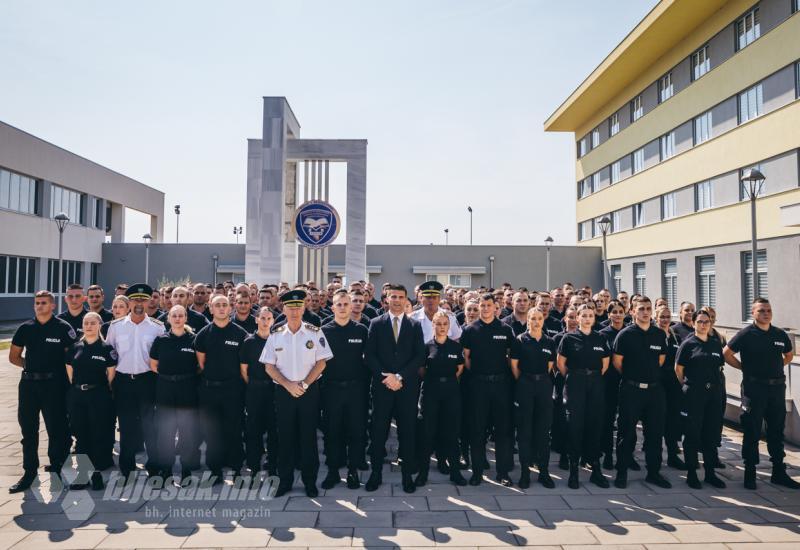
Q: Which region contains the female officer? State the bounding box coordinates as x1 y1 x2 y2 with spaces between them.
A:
552 305 578 470
458 299 480 468
700 305 726 469
599 299 625 470
462 300 480 326
149 305 200 485
100 295 129 338
675 309 726 489
415 311 467 487
656 305 686 471
511 308 556 488
97 294 130 469
557 304 610 489
65 312 117 490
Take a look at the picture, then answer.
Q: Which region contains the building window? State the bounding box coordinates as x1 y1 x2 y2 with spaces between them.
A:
692 46 710 80
90 263 100 285
659 72 674 103
47 259 82 293
662 259 678 313
631 95 643 122
632 148 645 174
739 164 766 200
660 131 676 161
578 137 588 158
633 203 645 227
0 168 37 215
577 223 584 241
633 262 647 296
591 219 599 239
611 210 621 233
0 255 36 295
610 265 622 294
50 184 85 225
736 7 761 51
742 250 767 320
694 110 713 145
591 128 600 149
609 113 620 136
610 161 621 184
91 198 103 230
425 273 471 288
695 180 714 211
697 255 716 308
661 192 677 220
739 83 763 124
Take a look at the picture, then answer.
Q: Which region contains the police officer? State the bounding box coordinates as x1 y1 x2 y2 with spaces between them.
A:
273 286 322 328
58 284 88 333
612 296 671 489
510 308 555 489
159 286 209 333
675 310 726 489
65 312 116 491
655 305 686 470
86 285 114 323
410 281 462 342
599 300 626 471
557 304 610 489
190 283 212 321
671 302 696 343
320 290 369 490
149 305 201 485
261 290 333 497
146 289 164 319
461 292 514 486
501 291 529 337
231 292 257 333
194 295 249 484
552 306 578 470
723 298 799 490
106 283 165 480
8 290 76 493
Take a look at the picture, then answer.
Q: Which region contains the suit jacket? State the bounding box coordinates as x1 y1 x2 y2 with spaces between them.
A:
365 312 425 382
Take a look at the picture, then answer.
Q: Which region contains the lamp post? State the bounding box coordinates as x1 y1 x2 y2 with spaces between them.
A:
174 205 181 243
489 255 495 289
234 226 242 244
741 168 765 298
143 233 152 285
54 213 70 314
467 206 473 245
211 254 219 287
545 236 553 291
598 216 612 290
444 228 449 246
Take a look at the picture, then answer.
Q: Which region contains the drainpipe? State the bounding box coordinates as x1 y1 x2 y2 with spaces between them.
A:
489 256 495 288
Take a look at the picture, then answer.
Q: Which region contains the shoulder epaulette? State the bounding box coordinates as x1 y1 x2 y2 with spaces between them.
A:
110 317 125 324
149 317 164 326
274 325 287 333
304 322 320 331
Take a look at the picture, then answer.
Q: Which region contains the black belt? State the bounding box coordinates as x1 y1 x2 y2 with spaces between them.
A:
427 376 457 383
158 373 197 382
688 381 719 390
745 376 786 386
473 374 508 382
521 372 550 382
325 379 361 387
567 369 600 376
21 371 55 381
248 378 274 385
72 383 101 391
625 379 660 389
202 378 241 387
116 371 154 380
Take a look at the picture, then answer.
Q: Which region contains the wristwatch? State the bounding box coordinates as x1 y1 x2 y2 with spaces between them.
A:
300 381 309 390
395 373 403 382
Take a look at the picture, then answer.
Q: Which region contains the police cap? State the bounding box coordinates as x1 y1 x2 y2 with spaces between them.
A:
125 283 153 300
280 289 307 308
419 280 443 297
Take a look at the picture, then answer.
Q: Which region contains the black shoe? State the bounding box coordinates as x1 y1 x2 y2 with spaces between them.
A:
590 463 609 488
704 469 726 489
402 474 416 493
628 458 641 471
568 462 579 490
346 470 360 489
667 454 688 471
708 456 726 469
558 454 569 470
357 460 369 471
686 469 702 489
9 472 36 494
321 470 340 490
437 461 450 475
481 458 490 470
90 471 105 491
414 469 428 487
305 483 318 497
468 472 482 486
496 473 513 487
450 471 467 486
614 470 627 489
459 457 470 470
645 471 672 489
744 466 757 490
274 483 292 497
518 469 530 489
602 454 614 470
771 465 800 489
538 468 555 489
44 464 59 473
365 471 382 492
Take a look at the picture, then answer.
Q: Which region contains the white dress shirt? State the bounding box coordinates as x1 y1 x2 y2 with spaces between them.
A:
106 314 165 374
260 323 334 382
410 307 462 343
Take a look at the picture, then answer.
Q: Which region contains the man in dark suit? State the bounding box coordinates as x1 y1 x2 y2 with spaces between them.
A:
365 283 425 493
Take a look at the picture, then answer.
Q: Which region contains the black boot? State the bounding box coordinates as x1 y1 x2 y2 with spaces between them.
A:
538 466 555 489
365 470 382 491
667 452 688 471
414 467 428 487
402 473 416 493
645 470 672 489
771 463 800 489
90 471 105 491
558 454 569 470
590 462 609 488
450 470 467 486
614 469 627 489
518 468 530 489
468 471 482 486
321 469 340 490
686 468 701 489
744 466 757 490
568 460 579 490
704 468 726 489
602 453 614 470
346 469 360 489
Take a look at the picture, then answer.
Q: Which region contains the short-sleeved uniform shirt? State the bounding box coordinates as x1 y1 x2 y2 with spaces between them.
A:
510 332 555 375
321 320 368 381
410 308 462 342
57 309 87 333
501 314 527 338
549 308 565 322
671 322 694 344
676 334 724 387
599 325 623 380
543 316 563 338
12 316 78 374
239 334 270 381
424 338 463 379
66 339 118 386
557 330 609 372
460 318 513 376
149 332 198 376
663 329 680 374
194 322 249 381
727 323 793 380
230 314 257 334
158 309 209 334
613 323 667 383
106 315 165 375
93 308 114 324
260 323 334 382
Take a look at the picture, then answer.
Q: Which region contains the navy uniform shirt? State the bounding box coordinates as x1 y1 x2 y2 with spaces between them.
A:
194 322 249 381
424 338 463 379
510 332 555 376
149 332 198 376
91 308 114 324
599 324 623 381
158 308 209 334
148 309 164 319
549 308 565 322
671 322 694 343
231 313 257 334
57 309 87 333
595 311 609 326
676 334 724 387
558 330 610 372
460 318 513 376
663 329 680 375
727 323 793 380
613 323 667 383
239 334 270 381
543 316 563 338
321 320 369 381
12 316 78 374
501 313 527 337
66 339 117 386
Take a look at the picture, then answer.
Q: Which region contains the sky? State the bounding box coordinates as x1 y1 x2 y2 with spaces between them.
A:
0 0 658 247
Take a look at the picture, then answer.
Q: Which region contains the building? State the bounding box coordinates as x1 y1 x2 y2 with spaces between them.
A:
545 0 800 331
0 120 164 321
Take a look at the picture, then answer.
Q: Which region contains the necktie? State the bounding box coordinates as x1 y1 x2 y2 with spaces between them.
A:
392 316 399 342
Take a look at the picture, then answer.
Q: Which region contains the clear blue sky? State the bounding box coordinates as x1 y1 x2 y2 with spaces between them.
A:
1 0 657 246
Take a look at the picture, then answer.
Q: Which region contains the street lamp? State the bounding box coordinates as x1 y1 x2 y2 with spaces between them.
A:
741 168 765 298
174 205 181 243
444 228 449 246
211 254 219 287
143 233 152 285
598 216 612 290
545 236 554 291
467 206 473 245
54 213 70 314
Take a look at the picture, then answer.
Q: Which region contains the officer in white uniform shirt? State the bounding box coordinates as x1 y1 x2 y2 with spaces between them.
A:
260 289 333 498
106 283 165 479
410 281 462 342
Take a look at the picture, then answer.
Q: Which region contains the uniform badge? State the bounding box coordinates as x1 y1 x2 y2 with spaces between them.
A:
319 337 326 348
306 340 315 349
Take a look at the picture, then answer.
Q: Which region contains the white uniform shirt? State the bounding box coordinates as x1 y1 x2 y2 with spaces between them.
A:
106 314 165 374
410 307 462 343
260 322 334 382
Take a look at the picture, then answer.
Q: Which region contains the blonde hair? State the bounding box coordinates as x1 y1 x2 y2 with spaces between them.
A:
81 311 105 342
168 304 194 334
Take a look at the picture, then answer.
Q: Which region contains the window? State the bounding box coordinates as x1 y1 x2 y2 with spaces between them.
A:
633 203 645 227
736 8 760 51
47 259 82 293
739 164 766 200
609 113 620 136
591 219 599 239
742 250 768 320
610 265 622 295
90 263 100 285
632 148 645 174
739 83 763 123
0 255 36 295
577 223 585 241
662 260 678 312
592 172 601 192
660 131 676 161
659 72 674 103
694 110 713 145
91 198 103 230
578 137 588 158
578 177 593 199
661 192 677 220
695 180 714 211
426 273 471 288
49 184 85 225
591 128 600 149
0 168 37 215
697 256 716 308
692 46 710 80
610 161 621 184
633 262 647 296
611 210 621 233
631 95 643 122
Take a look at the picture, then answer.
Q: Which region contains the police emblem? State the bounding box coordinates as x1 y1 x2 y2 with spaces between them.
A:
305 340 314 349
294 200 341 249
319 337 326 348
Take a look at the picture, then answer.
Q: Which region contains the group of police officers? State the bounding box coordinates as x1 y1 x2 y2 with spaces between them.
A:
7 276 799 497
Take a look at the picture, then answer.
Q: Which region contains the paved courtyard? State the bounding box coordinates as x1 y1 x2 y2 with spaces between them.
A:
0 352 799 549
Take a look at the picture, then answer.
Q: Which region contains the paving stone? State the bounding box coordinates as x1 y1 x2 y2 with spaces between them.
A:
512 525 599 545
433 526 518 546
10 529 111 550
608 507 695 525
465 509 545 528
494 495 568 510
393 510 470 527
284 496 358 512
426 495 499 511
268 527 353 546
666 523 761 543
317 510 392 527
538 508 619 526
181 526 271 547
561 494 638 509
677 506 767 524
749 506 800 523
95 527 194 548
357 496 427 511
237 511 319 528
737 523 800 542
693 492 777 508
630 493 707 508
351 527 435 546
588 525 680 544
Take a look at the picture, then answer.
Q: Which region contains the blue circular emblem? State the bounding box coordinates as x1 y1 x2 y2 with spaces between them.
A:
294 200 341 249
